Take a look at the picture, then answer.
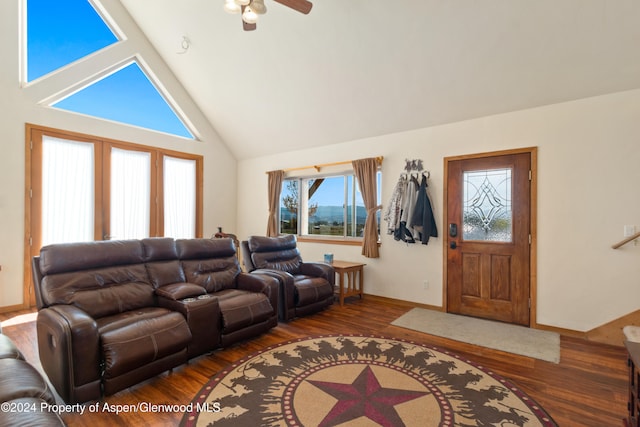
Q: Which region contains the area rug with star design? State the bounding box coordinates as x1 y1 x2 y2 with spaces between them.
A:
180 335 557 427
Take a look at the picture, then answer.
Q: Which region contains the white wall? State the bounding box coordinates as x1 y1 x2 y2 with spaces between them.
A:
237 89 640 332
0 0 237 308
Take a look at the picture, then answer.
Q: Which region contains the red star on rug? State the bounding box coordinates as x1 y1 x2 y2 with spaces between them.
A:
307 365 430 427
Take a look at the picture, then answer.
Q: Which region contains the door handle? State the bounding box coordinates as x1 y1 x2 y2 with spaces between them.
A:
450 241 457 249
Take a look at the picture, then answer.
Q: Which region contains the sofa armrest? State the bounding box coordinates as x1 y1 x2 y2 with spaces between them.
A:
301 262 335 285
157 294 221 358
236 272 279 313
155 283 206 301
37 305 101 403
248 269 295 321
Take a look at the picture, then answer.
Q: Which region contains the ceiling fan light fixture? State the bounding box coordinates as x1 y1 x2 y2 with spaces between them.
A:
227 0 312 31
250 0 267 14
242 6 258 24
223 0 241 14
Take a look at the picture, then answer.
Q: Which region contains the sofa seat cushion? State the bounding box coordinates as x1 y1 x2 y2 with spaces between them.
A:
0 334 24 360
97 308 191 379
0 359 56 403
293 275 334 306
215 289 274 334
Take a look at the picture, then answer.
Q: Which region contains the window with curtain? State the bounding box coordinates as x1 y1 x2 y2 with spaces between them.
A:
280 170 381 241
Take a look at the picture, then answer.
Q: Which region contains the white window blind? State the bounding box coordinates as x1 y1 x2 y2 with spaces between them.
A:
163 156 196 238
110 148 151 240
42 136 95 245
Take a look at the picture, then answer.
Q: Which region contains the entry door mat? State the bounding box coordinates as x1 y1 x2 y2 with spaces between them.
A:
392 308 560 363
181 335 557 426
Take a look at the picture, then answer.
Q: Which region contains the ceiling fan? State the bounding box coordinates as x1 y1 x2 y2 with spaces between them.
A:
223 0 313 31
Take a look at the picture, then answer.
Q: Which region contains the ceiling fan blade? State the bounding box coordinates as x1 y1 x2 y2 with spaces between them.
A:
272 0 313 14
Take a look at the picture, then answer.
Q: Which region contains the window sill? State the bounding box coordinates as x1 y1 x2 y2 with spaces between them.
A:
296 236 381 247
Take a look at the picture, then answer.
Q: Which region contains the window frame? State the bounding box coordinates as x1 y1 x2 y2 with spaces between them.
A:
279 169 381 246
24 123 203 304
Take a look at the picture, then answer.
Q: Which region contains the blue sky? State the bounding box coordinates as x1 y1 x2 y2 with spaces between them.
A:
27 0 193 138
283 176 370 207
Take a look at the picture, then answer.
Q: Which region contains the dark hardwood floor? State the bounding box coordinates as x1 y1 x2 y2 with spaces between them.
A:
0 297 628 426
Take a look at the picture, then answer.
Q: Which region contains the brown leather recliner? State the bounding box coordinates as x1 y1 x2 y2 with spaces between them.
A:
241 235 335 321
174 238 279 347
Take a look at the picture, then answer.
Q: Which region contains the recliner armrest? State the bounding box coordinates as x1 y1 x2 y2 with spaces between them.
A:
236 272 279 312
37 305 101 403
155 283 206 301
249 269 296 321
251 269 295 295
157 294 221 357
301 262 336 285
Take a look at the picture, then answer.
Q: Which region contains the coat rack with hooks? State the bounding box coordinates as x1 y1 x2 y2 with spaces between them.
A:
383 158 437 245
401 158 430 179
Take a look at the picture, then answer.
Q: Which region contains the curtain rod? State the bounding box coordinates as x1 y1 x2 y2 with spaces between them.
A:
269 156 384 174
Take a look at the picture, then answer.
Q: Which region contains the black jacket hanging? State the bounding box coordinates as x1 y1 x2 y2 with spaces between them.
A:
410 174 438 244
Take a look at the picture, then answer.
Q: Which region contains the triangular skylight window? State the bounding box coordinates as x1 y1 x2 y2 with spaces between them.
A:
27 0 119 82
27 0 195 139
52 62 194 139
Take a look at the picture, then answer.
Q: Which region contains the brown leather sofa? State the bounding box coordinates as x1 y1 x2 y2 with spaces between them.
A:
32 237 278 404
0 332 66 426
241 235 335 321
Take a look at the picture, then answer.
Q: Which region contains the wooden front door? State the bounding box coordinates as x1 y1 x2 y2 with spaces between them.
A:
446 150 533 326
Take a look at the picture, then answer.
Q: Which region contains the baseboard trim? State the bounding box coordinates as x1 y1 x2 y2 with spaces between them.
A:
0 303 28 314
585 309 640 347
363 294 444 312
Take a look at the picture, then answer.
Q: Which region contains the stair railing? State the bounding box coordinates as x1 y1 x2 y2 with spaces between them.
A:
612 231 640 249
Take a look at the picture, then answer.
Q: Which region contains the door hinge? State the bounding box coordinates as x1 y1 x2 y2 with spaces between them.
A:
528 298 531 308
529 170 532 180
29 236 32 246
529 234 532 244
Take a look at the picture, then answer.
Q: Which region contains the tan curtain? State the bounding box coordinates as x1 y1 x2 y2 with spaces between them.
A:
266 170 284 237
352 158 381 258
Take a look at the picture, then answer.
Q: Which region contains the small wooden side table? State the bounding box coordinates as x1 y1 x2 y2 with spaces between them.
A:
331 260 365 306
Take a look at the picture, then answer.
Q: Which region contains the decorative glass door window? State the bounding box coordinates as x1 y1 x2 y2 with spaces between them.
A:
462 168 512 242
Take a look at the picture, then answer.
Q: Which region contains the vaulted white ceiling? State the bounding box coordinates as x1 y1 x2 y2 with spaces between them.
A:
118 0 640 160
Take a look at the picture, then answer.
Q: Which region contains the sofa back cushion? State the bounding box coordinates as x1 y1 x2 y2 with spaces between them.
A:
176 238 240 293
247 235 302 274
142 237 185 288
38 240 154 318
